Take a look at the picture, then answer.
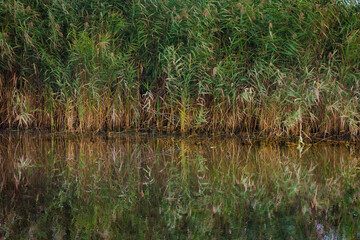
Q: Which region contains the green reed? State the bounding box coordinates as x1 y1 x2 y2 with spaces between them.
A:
0 133 359 238
0 0 360 139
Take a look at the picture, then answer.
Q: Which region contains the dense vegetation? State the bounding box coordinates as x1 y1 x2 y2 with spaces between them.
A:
1 0 360 139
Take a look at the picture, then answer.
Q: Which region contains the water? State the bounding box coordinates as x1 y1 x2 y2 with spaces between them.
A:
0 132 359 239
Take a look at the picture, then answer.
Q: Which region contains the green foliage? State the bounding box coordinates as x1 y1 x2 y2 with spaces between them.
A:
0 0 359 138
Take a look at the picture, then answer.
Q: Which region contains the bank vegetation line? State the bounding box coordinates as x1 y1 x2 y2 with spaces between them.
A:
0 0 359 140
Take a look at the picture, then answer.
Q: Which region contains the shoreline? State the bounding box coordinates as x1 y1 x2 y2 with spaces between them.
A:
0 129 358 144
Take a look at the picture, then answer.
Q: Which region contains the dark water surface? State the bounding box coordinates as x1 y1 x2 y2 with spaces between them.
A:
0 132 359 239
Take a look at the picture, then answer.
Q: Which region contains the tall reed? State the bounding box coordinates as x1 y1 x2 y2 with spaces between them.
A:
0 0 359 139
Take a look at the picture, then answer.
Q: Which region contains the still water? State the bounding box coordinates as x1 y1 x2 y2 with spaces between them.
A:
0 132 359 239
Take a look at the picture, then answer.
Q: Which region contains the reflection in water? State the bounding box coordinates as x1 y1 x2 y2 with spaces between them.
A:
0 132 359 239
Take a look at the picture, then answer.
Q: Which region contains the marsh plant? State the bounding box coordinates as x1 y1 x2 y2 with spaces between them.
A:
0 0 360 139
0 133 359 238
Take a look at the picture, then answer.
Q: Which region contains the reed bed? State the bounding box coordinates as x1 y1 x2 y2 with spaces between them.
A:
0 133 359 238
0 0 360 139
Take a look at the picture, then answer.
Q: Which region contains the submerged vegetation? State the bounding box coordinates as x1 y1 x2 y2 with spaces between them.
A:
0 0 360 139
0 133 359 238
